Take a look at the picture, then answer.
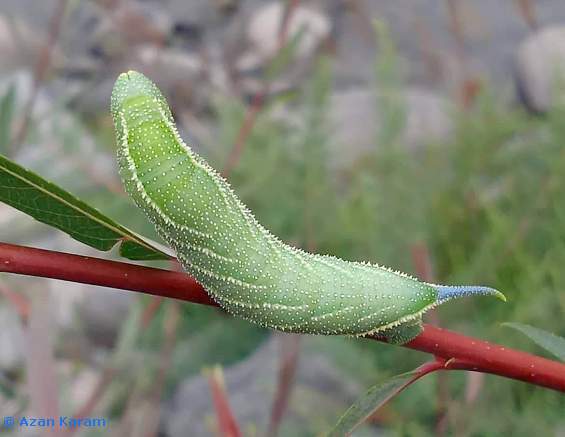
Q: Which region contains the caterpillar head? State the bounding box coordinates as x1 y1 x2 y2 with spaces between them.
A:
111 70 173 128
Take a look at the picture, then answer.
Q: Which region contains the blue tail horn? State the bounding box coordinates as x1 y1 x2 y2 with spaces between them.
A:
431 284 506 303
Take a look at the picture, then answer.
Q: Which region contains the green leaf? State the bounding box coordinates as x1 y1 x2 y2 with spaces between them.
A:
0 84 16 154
119 239 172 260
503 322 565 362
0 153 173 260
328 369 424 436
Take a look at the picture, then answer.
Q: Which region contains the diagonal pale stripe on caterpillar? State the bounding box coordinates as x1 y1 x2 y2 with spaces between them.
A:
111 71 505 342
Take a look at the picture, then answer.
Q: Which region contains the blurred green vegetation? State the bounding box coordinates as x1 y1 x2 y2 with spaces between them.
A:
194 55 565 434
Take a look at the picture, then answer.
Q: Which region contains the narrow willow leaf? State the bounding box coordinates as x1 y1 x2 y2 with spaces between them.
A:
328 368 425 436
112 71 504 339
0 153 171 260
503 322 565 362
119 238 174 260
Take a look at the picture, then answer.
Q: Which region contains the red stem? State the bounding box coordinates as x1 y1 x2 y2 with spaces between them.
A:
0 242 214 306
0 242 564 392
207 367 242 437
405 327 565 392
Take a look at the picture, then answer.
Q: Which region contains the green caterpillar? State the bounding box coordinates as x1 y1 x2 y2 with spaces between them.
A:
111 71 504 343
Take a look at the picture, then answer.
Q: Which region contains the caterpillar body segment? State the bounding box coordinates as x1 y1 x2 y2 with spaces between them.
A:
111 71 504 342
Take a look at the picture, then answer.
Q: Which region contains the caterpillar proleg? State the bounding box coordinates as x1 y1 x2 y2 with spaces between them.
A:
111 71 505 342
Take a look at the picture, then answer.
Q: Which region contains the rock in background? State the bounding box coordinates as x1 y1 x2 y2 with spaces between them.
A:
328 86 453 170
3 0 565 129
514 25 565 112
165 335 363 437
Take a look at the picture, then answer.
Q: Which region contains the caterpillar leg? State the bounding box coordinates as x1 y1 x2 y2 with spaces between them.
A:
380 319 423 345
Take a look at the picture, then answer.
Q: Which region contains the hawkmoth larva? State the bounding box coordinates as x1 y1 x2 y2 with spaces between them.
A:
111 71 505 343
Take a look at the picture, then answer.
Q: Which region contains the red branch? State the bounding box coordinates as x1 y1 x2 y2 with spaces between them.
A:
0 242 564 392
207 367 242 437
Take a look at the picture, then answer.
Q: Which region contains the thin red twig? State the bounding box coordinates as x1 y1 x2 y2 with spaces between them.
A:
65 367 116 436
344 0 377 45
0 242 564 392
222 0 301 177
143 301 180 437
265 334 302 437
444 0 482 108
140 296 164 328
207 367 242 437
0 281 30 322
513 0 538 31
391 358 447 396
13 0 69 149
222 93 265 177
